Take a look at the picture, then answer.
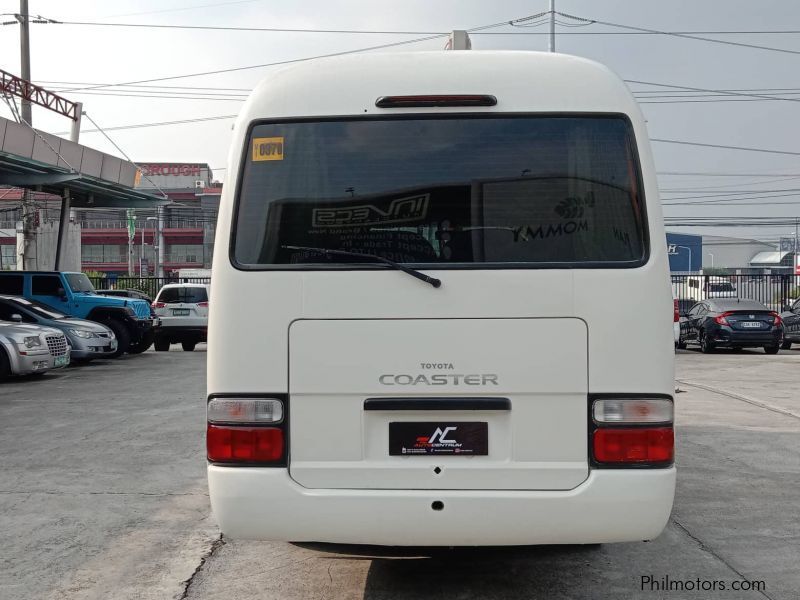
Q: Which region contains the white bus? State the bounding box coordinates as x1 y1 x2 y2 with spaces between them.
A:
208 51 675 546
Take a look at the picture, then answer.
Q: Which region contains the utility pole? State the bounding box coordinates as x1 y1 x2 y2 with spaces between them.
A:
18 0 32 125
18 1 34 269
548 0 556 52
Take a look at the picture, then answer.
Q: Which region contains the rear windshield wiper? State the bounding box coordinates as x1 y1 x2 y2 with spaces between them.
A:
282 245 441 288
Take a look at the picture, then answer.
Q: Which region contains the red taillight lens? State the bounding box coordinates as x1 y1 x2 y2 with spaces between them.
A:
714 311 732 326
152 301 165 309
673 299 679 323
593 427 674 464
197 301 209 308
771 311 782 326
207 424 284 462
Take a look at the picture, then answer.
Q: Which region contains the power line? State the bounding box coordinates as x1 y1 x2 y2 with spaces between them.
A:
54 11 547 92
556 11 800 57
42 20 800 36
651 138 800 157
39 80 253 92
57 90 246 102
98 0 268 19
55 21 446 34
627 79 800 104
82 112 168 197
55 114 238 135
658 172 800 177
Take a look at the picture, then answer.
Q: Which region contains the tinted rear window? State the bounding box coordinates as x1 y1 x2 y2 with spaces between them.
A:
158 287 208 303
0 275 23 295
234 116 647 268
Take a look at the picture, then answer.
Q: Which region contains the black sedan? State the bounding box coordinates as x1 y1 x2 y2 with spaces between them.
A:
679 299 784 354
780 298 800 349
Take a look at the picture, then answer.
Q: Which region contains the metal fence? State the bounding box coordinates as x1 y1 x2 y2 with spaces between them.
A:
89 276 211 300
671 274 800 312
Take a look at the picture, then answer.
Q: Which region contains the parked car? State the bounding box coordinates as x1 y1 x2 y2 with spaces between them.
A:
0 271 157 357
679 298 783 354
0 296 117 362
95 288 154 304
0 321 70 379
673 297 681 349
779 298 800 349
152 284 209 351
679 276 738 302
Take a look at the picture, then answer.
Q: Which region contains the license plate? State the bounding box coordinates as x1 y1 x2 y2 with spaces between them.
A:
741 321 762 328
389 422 488 456
173 309 190 316
54 356 69 367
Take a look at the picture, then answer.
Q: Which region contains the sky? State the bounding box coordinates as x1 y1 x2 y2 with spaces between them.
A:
1 0 800 242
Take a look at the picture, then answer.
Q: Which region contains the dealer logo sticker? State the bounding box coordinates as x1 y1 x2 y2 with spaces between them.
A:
252 137 284 161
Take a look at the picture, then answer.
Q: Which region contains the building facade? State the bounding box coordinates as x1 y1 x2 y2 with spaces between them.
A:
0 162 221 274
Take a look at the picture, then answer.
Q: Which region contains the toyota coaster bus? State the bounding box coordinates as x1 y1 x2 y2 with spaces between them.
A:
208 50 675 546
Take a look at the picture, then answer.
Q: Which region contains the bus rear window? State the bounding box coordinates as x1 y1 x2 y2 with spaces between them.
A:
233 116 647 268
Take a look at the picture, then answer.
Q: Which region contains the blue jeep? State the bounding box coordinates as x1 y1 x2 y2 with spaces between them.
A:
0 271 158 357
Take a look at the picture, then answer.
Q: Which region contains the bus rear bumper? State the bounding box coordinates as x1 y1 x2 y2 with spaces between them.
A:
208 466 675 546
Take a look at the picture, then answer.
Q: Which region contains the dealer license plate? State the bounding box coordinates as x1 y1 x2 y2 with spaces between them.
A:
389 422 488 456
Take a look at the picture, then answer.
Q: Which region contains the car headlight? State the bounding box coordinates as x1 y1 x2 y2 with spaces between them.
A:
69 329 96 339
23 336 42 348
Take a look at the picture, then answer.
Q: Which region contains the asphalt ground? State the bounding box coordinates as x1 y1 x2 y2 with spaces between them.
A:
1 345 798 599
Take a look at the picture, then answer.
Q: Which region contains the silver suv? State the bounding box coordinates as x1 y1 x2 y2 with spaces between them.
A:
0 322 70 379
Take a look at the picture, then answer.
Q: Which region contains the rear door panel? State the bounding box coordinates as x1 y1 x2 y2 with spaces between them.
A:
288 318 589 490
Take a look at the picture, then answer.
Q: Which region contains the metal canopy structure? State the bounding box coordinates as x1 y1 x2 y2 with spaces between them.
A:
0 115 166 269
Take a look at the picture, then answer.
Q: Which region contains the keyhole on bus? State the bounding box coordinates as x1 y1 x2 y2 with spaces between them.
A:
433 466 442 475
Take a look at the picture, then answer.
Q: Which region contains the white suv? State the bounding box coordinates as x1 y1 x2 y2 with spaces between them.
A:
152 284 210 351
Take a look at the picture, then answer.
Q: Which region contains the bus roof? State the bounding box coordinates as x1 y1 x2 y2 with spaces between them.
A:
239 51 641 122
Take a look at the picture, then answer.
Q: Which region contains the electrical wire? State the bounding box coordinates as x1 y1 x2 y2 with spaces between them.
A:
556 11 800 56
52 11 548 92
651 138 800 157
82 112 168 197
54 114 238 135
627 79 800 104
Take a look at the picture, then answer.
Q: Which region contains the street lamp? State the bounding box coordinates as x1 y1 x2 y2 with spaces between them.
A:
676 245 693 273
140 216 158 275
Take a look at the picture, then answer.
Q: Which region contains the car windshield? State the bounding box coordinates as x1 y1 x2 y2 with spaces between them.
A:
234 116 647 268
10 297 67 319
66 273 96 293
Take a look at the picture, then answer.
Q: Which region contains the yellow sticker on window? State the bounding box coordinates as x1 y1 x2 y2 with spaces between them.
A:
252 137 284 161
